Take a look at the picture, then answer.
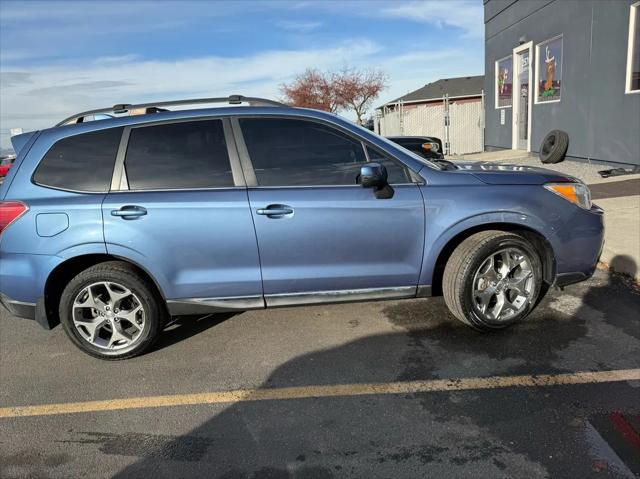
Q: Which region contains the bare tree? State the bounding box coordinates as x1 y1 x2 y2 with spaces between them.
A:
333 68 388 125
281 67 388 123
280 69 342 113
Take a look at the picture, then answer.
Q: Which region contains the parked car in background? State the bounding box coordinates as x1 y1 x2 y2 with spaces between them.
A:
0 155 16 177
0 96 603 360
387 135 444 160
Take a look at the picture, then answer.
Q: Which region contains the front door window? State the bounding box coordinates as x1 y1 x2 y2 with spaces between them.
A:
238 118 409 186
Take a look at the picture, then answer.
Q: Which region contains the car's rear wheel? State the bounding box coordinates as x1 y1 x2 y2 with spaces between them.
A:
59 261 166 360
443 231 543 330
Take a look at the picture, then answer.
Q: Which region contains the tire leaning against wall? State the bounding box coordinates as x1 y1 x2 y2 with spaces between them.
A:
539 130 569 164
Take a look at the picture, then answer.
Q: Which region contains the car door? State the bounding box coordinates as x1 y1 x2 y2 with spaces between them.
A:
102 117 263 312
233 116 425 306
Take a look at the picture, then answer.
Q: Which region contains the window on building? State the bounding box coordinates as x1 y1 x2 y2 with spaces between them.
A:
33 127 123 192
626 2 640 93
535 35 563 103
495 56 513 108
124 120 234 190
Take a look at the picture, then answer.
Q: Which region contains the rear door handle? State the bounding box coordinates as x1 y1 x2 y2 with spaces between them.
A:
256 204 294 217
111 205 147 219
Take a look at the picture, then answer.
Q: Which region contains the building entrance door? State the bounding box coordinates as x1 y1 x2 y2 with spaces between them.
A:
512 42 532 151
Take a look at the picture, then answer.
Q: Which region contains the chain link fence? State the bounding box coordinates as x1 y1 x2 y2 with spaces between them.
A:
376 93 485 156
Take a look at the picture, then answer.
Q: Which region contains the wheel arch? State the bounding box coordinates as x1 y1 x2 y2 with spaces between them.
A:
43 253 166 329
429 223 556 296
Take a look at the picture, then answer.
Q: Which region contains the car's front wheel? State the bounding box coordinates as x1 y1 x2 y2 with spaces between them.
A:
443 231 543 330
59 261 166 360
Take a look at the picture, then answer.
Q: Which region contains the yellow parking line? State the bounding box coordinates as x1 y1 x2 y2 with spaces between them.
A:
1 368 639 419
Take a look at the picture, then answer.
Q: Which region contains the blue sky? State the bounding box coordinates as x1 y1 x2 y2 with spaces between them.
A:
0 0 484 149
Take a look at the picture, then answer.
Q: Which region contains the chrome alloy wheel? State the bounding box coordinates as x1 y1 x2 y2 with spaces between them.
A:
72 282 145 351
472 248 535 322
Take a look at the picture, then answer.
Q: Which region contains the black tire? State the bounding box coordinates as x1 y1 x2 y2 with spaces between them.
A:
539 130 569 164
443 231 543 331
59 261 166 360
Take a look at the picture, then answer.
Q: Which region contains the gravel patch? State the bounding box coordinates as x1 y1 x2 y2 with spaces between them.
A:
450 154 631 185
493 157 625 184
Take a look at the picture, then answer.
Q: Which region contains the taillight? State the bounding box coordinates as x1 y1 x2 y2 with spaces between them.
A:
0 201 28 235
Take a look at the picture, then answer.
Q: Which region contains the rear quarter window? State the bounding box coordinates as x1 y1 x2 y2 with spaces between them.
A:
33 127 123 192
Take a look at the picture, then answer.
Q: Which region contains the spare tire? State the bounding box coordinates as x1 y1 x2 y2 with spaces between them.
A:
539 130 569 164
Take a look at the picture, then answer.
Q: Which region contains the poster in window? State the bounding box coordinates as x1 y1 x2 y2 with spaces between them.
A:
496 56 513 107
538 37 563 102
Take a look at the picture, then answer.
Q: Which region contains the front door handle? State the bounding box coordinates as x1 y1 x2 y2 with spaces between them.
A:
256 204 294 218
111 205 147 219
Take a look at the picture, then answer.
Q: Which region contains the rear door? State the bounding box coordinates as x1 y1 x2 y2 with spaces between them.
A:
102 118 263 309
234 116 425 304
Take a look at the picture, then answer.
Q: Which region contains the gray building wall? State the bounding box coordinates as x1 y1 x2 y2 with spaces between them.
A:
484 0 640 166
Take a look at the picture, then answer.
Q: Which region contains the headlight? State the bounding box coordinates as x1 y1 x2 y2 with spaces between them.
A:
421 142 439 153
544 182 592 210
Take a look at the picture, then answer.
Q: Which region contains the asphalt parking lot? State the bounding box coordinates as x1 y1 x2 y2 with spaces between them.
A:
1 267 639 478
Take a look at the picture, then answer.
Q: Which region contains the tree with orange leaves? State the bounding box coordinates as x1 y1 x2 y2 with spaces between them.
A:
280 67 387 124
279 69 342 113
333 68 387 125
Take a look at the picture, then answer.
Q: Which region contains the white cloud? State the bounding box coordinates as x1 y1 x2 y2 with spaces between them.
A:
381 0 484 38
0 40 382 146
0 38 483 148
275 19 323 33
269 1 484 38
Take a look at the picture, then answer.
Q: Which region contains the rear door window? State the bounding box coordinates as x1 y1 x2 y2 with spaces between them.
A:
124 120 234 190
33 127 123 192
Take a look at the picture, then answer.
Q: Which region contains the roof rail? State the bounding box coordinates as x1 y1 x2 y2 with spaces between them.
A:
55 95 287 127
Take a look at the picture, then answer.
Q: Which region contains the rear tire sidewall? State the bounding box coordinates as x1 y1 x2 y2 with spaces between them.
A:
59 267 162 360
460 236 543 330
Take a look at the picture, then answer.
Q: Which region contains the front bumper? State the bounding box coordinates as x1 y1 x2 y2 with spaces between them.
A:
553 204 604 287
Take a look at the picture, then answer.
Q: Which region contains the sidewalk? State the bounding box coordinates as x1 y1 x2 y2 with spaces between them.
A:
454 151 640 281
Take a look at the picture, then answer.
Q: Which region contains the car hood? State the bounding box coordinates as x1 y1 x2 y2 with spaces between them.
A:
455 161 578 185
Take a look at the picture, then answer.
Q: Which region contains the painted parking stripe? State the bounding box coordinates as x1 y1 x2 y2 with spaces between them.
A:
1 368 639 419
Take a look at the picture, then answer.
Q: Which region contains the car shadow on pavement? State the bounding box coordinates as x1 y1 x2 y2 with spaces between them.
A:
106 263 640 478
155 313 238 351
578 255 639 342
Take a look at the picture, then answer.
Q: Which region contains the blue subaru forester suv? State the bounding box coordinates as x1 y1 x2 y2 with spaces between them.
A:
0 96 604 360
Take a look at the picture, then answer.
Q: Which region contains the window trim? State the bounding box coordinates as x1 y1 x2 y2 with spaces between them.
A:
626 1 640 94
231 114 419 189
110 116 246 192
534 34 563 105
495 54 513 109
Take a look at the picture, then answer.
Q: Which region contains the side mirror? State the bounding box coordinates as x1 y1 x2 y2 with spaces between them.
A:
360 162 387 188
359 162 394 199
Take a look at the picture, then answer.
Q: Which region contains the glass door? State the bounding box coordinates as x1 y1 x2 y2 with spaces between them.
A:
517 50 530 150
512 42 533 151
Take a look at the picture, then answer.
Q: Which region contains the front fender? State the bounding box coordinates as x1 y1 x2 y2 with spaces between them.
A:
419 210 556 287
